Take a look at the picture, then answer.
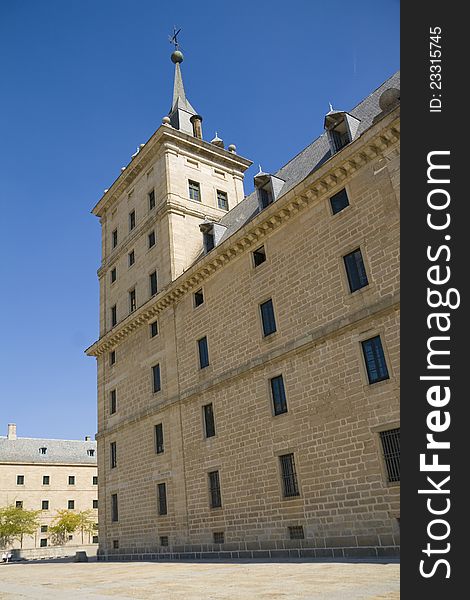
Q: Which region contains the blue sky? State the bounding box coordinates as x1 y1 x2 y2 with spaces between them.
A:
0 0 399 440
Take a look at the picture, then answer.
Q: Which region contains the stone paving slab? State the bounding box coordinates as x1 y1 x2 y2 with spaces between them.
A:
0 559 400 599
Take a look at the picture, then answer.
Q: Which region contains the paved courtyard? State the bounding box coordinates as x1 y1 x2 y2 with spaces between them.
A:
0 559 399 599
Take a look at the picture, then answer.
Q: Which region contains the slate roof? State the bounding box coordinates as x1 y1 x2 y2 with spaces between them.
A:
0 436 97 465
218 71 400 242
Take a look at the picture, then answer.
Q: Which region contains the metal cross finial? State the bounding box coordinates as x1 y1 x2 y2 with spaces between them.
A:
329 102 334 112
169 26 182 50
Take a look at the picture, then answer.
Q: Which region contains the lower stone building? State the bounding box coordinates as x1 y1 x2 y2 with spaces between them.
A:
86 48 400 560
0 424 98 552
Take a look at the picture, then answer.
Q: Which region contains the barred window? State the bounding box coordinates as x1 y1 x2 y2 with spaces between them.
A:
43 475 50 485
209 470 222 508
111 494 118 522
279 453 300 497
68 500 74 509
41 500 49 510
157 483 167 515
110 442 117 469
160 535 169 546
213 531 225 544
113 539 119 549
362 336 389 384
380 428 400 483
330 188 349 214
343 248 368 293
260 299 277 336
155 423 164 454
270 375 288 416
288 526 305 540
17 475 24 485
203 403 216 438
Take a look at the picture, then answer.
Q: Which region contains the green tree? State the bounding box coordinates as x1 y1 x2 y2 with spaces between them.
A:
76 510 96 544
0 505 40 549
49 510 81 546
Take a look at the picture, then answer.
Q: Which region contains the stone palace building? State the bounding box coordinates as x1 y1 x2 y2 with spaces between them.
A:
86 48 400 560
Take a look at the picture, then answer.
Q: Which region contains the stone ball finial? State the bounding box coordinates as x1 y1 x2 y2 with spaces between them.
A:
228 144 237 154
162 116 171 126
171 50 184 64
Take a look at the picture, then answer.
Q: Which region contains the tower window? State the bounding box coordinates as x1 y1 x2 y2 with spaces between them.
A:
148 189 155 210
252 246 266 267
150 271 158 296
152 364 161 393
203 403 216 438
68 476 75 485
150 320 159 338
194 289 204 307
129 210 136 231
111 494 118 522
270 375 288 416
110 389 117 414
128 250 135 267
42 500 49 510
330 188 349 214
43 475 50 485
380 428 400 483
17 475 24 485
110 442 117 469
111 305 117 327
217 190 229 210
93 476 98 485
361 335 389 384
112 229 118 249
208 470 222 508
157 483 167 515
148 230 156 248
343 248 368 293
188 180 201 202
110 268 117 283
68 500 75 510
155 423 164 454
129 288 136 313
260 299 277 337
110 350 116 366
198 336 209 369
279 453 300 497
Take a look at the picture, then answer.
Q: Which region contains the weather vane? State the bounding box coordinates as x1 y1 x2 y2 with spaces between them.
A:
169 26 182 51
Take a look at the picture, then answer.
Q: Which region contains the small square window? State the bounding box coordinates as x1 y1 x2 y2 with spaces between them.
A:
110 350 116 366
194 289 204 307
16 500 23 508
152 364 161 393
157 483 167 515
17 475 24 485
343 248 368 293
155 423 164 454
40 538 48 547
110 389 117 414
129 210 136 231
68 500 75 510
330 188 350 214
149 271 158 296
260 299 277 336
213 531 225 544
129 289 136 313
110 442 117 469
188 180 201 202
92 535 99 544
198 336 209 369
270 375 288 416
41 525 48 533
93 476 98 485
148 230 156 248
111 305 117 327
217 190 229 210
93 499 98 509
203 403 216 438
362 335 389 384
288 526 305 540
113 539 119 549
68 476 75 485
111 494 118 522
110 268 117 284
43 475 50 485
149 189 155 210
253 246 266 267
150 321 159 338
112 229 118 249
128 250 135 267
42 500 49 510
160 535 169 547
380 428 400 483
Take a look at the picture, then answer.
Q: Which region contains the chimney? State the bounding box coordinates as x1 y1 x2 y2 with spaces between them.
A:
85 435 91 441
7 423 17 440
190 114 203 140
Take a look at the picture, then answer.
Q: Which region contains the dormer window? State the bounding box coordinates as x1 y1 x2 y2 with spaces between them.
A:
199 221 227 254
254 170 285 212
204 231 215 252
39 447 47 455
259 187 273 209
324 109 361 155
87 449 95 457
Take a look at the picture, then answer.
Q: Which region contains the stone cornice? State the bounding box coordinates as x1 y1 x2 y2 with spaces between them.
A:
86 108 400 357
92 127 252 218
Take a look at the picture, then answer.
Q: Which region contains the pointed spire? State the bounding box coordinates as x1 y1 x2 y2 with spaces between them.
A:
167 32 199 135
